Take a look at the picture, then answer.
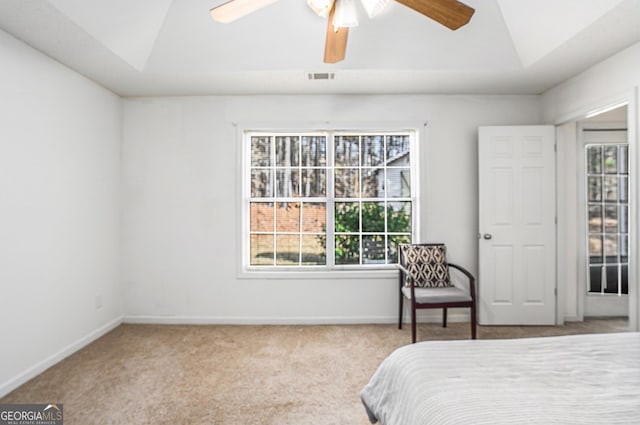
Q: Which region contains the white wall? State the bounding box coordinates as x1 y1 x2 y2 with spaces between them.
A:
122 95 541 324
0 30 122 396
543 42 640 330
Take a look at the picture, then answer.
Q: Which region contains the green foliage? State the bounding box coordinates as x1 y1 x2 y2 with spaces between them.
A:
318 203 411 263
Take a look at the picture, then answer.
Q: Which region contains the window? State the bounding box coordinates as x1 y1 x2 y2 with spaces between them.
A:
246 130 416 269
585 143 629 294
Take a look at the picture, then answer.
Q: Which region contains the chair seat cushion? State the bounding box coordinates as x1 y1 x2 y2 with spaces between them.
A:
402 286 472 304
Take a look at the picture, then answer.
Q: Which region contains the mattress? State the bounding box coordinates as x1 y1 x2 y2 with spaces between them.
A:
360 332 640 425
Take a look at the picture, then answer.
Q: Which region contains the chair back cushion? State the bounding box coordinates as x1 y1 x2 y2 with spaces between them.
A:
399 244 452 288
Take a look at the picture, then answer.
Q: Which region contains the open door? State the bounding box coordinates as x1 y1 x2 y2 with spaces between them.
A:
478 126 556 325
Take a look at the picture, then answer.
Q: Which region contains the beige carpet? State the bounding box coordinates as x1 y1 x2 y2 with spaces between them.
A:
1 319 629 425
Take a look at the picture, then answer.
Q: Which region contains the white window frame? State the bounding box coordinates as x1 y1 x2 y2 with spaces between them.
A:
237 125 420 278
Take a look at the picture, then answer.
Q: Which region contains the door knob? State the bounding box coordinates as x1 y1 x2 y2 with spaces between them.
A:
483 233 492 240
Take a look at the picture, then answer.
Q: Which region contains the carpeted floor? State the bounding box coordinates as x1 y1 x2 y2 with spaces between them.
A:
1 319 629 425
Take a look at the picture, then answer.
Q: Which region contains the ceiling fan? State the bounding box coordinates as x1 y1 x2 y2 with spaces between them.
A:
209 0 474 63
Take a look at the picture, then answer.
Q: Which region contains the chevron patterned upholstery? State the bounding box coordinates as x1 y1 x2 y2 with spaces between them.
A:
399 244 453 288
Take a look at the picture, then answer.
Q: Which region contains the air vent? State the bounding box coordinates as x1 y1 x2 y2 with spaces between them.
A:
308 72 335 80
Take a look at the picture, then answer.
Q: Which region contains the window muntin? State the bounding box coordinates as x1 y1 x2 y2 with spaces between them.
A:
247 131 415 269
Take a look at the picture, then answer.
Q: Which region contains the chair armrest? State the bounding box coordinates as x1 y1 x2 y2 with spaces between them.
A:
448 263 476 300
397 263 411 278
397 263 418 300
397 263 414 285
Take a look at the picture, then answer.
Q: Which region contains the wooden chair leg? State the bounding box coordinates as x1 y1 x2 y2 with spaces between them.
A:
442 308 448 328
411 305 417 343
471 303 477 339
398 292 404 329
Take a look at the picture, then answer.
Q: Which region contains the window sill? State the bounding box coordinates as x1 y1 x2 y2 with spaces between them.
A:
238 267 398 280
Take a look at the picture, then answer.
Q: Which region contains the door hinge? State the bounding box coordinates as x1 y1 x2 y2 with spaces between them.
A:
554 288 558 297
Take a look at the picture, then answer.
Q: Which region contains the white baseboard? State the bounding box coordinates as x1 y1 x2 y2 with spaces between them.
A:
124 315 397 325
123 312 471 326
0 316 123 398
563 316 582 322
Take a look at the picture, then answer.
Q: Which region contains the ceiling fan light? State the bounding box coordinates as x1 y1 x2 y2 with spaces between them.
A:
360 0 390 18
333 0 359 29
210 0 280 23
307 0 334 18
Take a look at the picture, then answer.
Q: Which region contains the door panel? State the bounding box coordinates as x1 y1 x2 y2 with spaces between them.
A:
479 125 556 325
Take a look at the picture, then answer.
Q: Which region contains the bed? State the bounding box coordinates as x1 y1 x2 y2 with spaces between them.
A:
360 332 640 425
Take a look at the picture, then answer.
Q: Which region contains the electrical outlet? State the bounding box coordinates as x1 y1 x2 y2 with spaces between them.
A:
95 295 103 310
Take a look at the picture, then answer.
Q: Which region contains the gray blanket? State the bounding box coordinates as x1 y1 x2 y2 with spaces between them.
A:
361 332 640 425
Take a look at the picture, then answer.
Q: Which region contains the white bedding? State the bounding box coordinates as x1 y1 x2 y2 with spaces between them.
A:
360 332 640 425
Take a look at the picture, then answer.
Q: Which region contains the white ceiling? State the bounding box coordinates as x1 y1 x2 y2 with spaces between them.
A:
0 0 638 96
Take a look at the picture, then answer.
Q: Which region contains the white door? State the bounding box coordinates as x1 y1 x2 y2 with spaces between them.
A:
478 126 556 325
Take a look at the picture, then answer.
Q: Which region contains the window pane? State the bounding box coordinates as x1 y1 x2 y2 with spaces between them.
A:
362 135 384 166
588 205 602 233
276 169 300 197
363 235 385 264
301 235 326 265
621 235 628 261
387 135 410 162
276 202 300 232
250 234 274 265
250 202 273 232
603 145 617 174
604 265 621 294
619 145 628 174
335 235 360 265
604 205 618 233
587 176 601 202
603 176 618 202
301 202 326 233
301 136 326 166
335 202 359 232
251 169 272 198
276 235 300 266
276 136 300 167
335 169 360 198
335 136 359 166
387 168 411 198
362 202 385 232
251 136 271 167
361 167 381 198
589 266 602 292
388 235 411 264
388 202 412 233
604 234 618 257
589 235 602 262
586 146 601 173
301 169 325 197
620 176 628 202
620 205 628 233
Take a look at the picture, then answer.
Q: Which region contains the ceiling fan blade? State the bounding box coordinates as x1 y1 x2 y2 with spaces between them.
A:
210 0 281 23
323 3 349 63
394 0 474 30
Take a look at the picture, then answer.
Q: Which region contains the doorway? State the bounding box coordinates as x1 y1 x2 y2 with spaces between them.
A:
578 110 629 318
